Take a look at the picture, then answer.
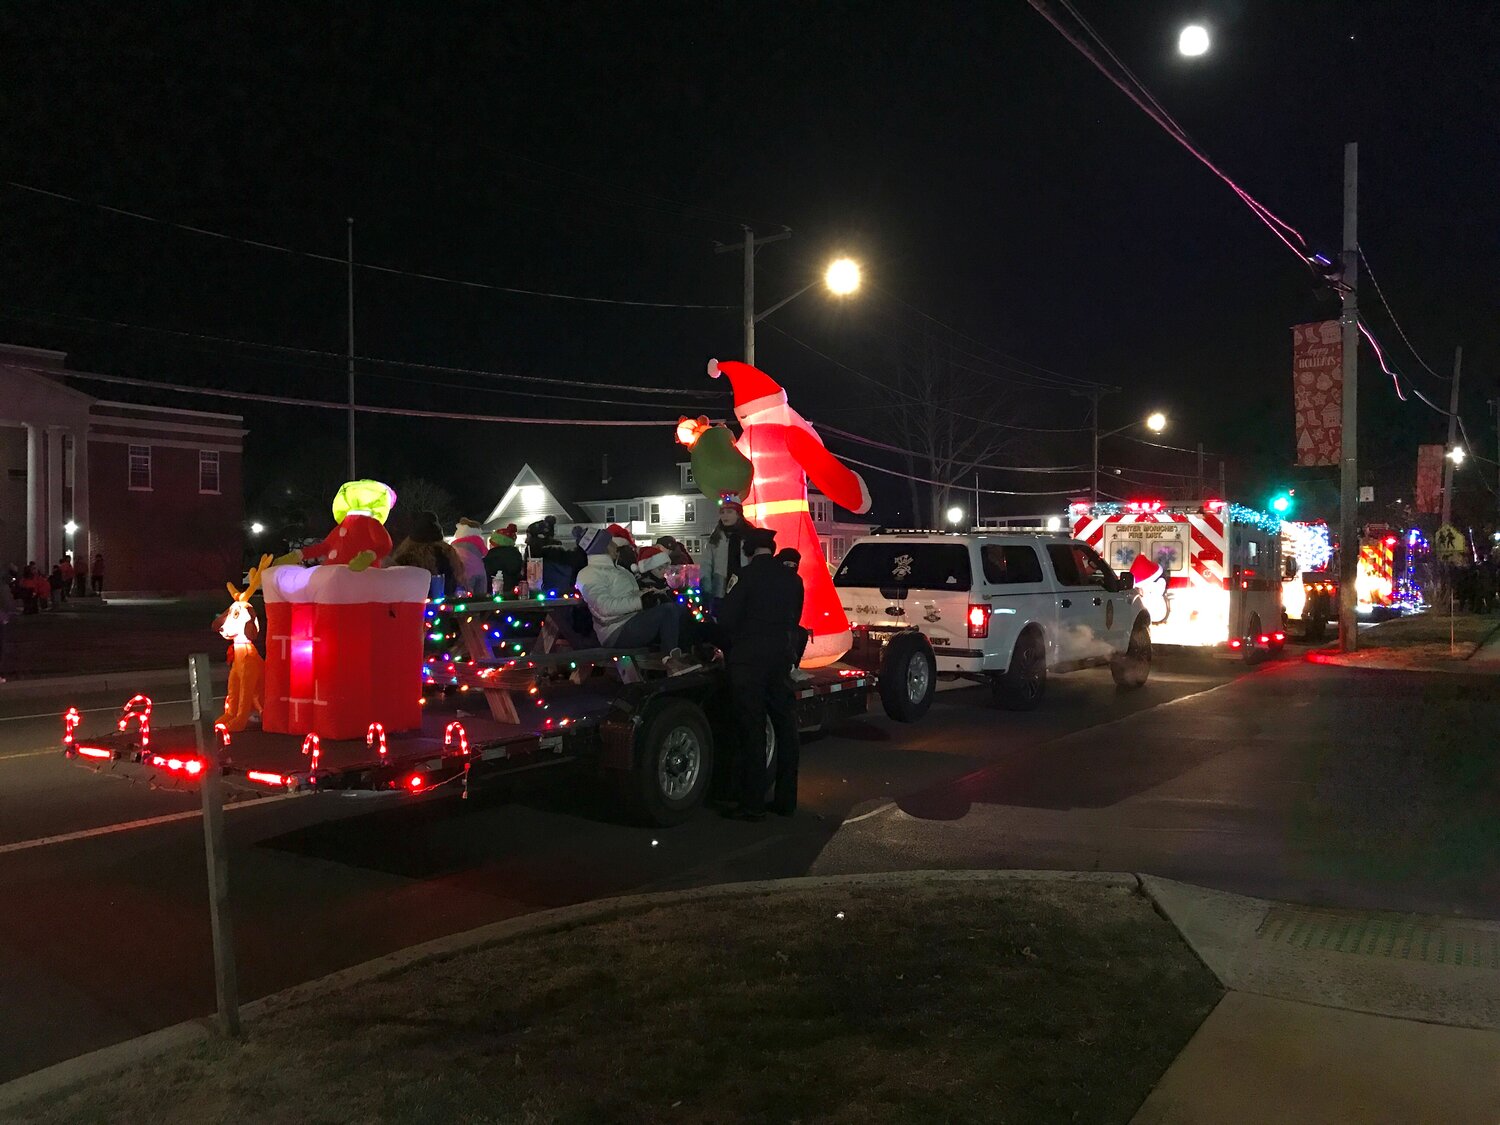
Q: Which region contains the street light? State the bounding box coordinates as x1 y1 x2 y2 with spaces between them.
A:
1447 446 1467 467
1178 24 1210 57
64 520 78 536
717 229 864 365
250 521 265 536
1093 412 1169 505
946 506 965 527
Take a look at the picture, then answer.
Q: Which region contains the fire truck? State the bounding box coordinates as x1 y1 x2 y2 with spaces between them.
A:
1071 499 1285 657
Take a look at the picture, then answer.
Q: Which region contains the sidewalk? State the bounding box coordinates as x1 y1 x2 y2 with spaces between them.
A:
1133 876 1500 1124
2 596 222 688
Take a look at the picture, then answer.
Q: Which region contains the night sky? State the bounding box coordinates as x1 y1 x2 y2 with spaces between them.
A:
3 1 1496 530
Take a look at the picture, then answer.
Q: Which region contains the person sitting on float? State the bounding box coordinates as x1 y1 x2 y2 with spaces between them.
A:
576 525 698 674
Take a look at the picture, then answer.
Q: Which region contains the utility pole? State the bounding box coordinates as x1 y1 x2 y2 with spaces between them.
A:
714 227 792 365
1439 346 1463 529
1196 442 1205 497
346 217 356 480
1337 143 1360 653
191 652 240 1037
1090 390 1101 505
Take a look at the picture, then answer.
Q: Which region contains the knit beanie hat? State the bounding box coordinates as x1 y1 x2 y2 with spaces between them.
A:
411 511 444 543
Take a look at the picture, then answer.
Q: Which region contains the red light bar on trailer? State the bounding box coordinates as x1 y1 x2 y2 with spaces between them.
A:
1125 499 1163 514
75 745 113 760
246 770 287 787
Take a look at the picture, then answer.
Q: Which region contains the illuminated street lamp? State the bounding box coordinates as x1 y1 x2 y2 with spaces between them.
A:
1178 24 1210 57
250 521 266 536
946 506 965 527
1446 446 1466 467
63 520 78 536
718 229 864 365
1094 412 1169 505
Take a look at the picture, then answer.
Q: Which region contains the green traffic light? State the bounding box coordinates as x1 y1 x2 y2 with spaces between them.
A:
1270 494 1292 514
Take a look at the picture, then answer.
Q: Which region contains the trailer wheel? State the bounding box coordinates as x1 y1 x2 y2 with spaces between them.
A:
623 699 714 826
995 628 1047 711
878 632 936 722
1111 618 1152 690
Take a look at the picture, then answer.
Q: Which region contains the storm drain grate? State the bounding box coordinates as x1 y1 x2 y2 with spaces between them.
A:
1257 908 1500 970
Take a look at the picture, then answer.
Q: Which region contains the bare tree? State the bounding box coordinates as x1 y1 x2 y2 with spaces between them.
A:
389 476 459 541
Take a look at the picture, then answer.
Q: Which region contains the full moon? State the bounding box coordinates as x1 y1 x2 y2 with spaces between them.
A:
1178 24 1210 57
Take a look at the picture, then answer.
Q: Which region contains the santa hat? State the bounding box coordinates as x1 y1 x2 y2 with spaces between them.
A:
635 546 671 574
719 496 743 515
606 523 635 547
708 358 787 417
1129 553 1162 584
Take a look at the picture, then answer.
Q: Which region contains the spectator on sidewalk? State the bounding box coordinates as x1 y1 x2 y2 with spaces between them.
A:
0 574 14 682
91 553 105 596
22 564 49 611
74 553 89 597
48 563 66 605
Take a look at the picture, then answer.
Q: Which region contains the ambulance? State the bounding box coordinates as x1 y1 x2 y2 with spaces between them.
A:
1071 499 1285 656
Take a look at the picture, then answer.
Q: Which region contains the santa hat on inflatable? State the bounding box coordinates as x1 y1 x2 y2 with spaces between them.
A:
709 358 787 419
635 545 671 575
1129 553 1163 586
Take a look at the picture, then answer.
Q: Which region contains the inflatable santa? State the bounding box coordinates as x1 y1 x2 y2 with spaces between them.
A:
685 359 872 667
1129 552 1169 625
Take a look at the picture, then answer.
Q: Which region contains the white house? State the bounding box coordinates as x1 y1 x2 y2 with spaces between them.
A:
484 461 872 566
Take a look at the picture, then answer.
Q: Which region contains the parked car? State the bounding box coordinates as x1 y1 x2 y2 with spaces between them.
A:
832 530 1151 709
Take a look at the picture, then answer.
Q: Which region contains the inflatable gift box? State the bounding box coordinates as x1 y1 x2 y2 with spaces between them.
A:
261 564 431 739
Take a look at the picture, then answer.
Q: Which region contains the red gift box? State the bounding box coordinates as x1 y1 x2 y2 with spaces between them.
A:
262 564 431 739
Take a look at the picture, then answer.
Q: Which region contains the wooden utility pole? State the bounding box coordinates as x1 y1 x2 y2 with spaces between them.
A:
1337 143 1360 652
191 653 241 1037
1439 346 1463 530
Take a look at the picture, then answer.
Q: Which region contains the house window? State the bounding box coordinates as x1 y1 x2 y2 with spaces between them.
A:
684 500 696 524
628 503 642 522
649 502 661 524
128 445 152 491
604 506 616 523
811 499 831 524
682 537 703 557
198 450 221 495
833 536 846 563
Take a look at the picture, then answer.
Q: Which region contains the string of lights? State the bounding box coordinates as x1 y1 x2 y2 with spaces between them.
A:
2 180 738 310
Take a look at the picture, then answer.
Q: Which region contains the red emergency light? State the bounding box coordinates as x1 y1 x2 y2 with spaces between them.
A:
1125 499 1164 514
246 770 286 787
1383 536 1397 547
1203 499 1226 512
75 745 113 761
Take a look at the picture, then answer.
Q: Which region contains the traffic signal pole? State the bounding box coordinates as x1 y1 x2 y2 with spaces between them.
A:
1439 346 1462 530
1338 143 1360 653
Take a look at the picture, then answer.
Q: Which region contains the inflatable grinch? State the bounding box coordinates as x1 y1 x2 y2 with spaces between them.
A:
678 359 871 667
274 479 395 570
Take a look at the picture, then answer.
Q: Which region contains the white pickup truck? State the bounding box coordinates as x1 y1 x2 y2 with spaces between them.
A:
832 530 1151 709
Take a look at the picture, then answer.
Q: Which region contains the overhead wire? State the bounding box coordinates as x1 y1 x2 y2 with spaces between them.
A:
1357 245 1449 381
835 452 1087 497
2 180 736 310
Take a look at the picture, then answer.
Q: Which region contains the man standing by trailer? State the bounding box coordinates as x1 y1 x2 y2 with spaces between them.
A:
719 526 804 820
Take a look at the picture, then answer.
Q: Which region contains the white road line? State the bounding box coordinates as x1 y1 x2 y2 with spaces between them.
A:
0 748 60 763
0 698 194 724
842 801 897 825
0 792 305 856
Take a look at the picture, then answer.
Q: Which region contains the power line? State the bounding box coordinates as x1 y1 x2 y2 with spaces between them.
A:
837 452 1085 497
29 367 693 427
817 423 1091 472
3 180 736 310
1357 245 1449 381
0 303 721 399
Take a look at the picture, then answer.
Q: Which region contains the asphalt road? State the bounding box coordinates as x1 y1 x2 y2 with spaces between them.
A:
1 649 1496 1083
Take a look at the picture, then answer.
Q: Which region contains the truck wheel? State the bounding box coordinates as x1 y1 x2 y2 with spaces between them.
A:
1305 611 1327 643
1244 614 1265 665
1111 619 1151 690
995 629 1046 711
879 632 936 722
622 699 714 826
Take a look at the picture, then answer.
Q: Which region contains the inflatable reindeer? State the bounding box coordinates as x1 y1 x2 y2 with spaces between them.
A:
214 555 272 732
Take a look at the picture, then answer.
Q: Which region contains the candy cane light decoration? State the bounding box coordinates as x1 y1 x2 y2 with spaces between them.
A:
301 732 321 772
366 721 388 760
117 695 153 751
443 721 469 756
63 706 81 749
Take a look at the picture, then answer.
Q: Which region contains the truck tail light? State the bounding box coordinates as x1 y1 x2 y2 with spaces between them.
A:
1229 638 1243 650
967 604 990 639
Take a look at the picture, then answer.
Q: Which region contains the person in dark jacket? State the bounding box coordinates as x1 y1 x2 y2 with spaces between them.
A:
719 526 804 820
775 548 813 673
483 524 525 594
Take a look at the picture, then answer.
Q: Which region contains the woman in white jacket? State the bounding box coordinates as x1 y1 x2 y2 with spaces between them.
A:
699 499 751 614
576 526 695 672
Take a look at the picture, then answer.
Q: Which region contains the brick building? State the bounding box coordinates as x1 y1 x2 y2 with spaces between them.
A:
1 344 245 594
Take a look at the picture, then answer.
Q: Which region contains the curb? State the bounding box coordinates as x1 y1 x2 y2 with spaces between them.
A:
0 868 1137 1112
0 666 228 705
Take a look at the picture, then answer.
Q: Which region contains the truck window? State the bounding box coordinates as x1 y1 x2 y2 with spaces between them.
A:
1046 543 1117 590
834 543 972 591
981 544 1044 584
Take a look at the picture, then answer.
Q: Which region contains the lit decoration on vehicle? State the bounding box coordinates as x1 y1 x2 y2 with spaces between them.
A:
63 706 80 748
75 744 113 761
301 732 321 772
443 721 470 756
366 722 387 760
214 556 271 733
1281 521 1333 573
246 770 286 787
117 695 152 751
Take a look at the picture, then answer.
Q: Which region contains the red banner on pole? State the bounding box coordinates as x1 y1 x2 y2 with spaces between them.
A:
1292 321 1343 466
1415 444 1444 513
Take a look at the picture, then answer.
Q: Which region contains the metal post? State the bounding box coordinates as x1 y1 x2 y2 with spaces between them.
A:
742 226 755 366
1090 391 1100 505
1337 142 1360 652
347 217 356 480
1439 346 1463 530
191 652 241 1037
974 471 980 528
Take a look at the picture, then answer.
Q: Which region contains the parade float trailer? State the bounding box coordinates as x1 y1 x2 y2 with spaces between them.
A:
60 579 936 828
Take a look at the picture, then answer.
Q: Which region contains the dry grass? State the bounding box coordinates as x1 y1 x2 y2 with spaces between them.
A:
1313 612 1500 670
16 881 1220 1125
